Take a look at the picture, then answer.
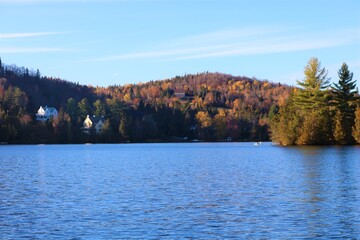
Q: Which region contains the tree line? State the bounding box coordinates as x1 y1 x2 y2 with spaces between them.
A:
270 58 360 145
0 58 291 144
1 57 358 145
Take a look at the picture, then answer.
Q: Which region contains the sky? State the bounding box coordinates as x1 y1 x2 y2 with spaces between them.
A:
0 0 359 87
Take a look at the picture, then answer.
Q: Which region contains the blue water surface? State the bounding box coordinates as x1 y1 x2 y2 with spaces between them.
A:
0 143 359 239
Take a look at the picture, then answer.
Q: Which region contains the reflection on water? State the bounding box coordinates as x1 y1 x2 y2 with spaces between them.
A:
287 145 360 238
0 143 359 239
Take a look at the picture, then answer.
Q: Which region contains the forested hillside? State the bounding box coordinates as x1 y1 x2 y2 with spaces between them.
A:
0 58 292 143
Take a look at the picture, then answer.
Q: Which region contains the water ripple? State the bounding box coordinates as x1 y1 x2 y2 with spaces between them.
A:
0 143 359 239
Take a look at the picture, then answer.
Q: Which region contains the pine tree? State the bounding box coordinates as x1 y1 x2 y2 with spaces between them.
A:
331 63 358 144
293 58 332 144
332 63 358 111
0 57 4 77
36 69 41 79
66 98 79 123
293 57 330 110
78 98 91 118
270 58 332 145
101 119 113 143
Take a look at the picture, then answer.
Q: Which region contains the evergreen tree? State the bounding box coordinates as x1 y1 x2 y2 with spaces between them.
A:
294 58 332 144
101 119 113 142
78 98 91 118
293 57 330 110
108 99 125 123
270 58 332 145
332 63 358 110
36 69 41 79
331 63 358 144
0 57 4 77
93 99 105 116
52 108 72 143
66 98 79 122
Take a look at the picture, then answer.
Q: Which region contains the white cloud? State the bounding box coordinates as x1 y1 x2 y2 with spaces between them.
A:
89 26 360 63
88 44 233 62
0 31 68 39
0 31 74 54
0 0 141 3
168 35 357 61
171 26 286 47
0 0 107 3
0 46 68 53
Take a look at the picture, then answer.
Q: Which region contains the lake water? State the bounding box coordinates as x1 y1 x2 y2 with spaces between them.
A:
0 143 359 239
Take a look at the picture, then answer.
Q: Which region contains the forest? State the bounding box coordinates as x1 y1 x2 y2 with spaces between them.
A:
0 57 359 145
270 58 360 145
0 57 291 144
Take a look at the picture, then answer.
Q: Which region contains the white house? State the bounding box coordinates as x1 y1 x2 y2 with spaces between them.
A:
83 115 106 134
36 106 58 121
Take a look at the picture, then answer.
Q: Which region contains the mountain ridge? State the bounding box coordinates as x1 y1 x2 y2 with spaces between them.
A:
0 60 292 143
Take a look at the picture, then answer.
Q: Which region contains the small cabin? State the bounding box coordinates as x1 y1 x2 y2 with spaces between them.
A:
174 91 193 100
83 115 105 134
36 106 58 121
174 92 186 99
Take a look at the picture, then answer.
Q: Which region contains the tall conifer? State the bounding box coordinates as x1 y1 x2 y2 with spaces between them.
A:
293 57 330 110
331 63 358 144
332 63 358 112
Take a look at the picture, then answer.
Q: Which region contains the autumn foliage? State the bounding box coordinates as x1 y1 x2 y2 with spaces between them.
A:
0 58 293 143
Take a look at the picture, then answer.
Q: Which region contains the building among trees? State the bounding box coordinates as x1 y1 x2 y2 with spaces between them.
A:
83 115 106 135
4 58 360 144
36 106 58 121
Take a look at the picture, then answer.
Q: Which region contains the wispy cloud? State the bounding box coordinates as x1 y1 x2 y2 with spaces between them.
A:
168 35 355 61
89 44 233 62
0 31 74 53
89 26 360 63
0 31 68 39
0 0 181 2
0 0 145 3
0 0 110 3
171 26 286 46
0 46 68 53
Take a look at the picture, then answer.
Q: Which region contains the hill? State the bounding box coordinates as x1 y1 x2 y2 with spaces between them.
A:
0 59 292 143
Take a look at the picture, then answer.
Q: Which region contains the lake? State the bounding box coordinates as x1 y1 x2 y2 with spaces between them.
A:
0 143 359 239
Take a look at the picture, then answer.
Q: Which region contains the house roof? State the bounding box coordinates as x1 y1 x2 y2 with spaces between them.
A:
37 106 58 116
46 107 57 113
174 92 186 98
87 115 105 124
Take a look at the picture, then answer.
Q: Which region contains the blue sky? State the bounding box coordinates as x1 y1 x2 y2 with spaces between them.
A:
0 0 359 87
